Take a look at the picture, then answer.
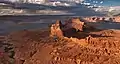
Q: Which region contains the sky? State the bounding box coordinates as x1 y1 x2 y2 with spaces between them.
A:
1 0 120 6
85 0 120 6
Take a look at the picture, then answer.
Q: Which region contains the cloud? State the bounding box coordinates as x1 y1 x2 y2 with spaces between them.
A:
2 0 85 3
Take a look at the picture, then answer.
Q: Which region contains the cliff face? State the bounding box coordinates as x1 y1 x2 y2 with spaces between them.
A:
3 17 120 64
83 16 120 22
114 16 120 22
50 18 85 38
50 16 120 39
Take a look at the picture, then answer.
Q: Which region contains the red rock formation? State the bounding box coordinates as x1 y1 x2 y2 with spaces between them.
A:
50 18 85 38
82 17 118 22
83 17 100 22
56 26 64 37
114 16 120 22
50 20 64 38
99 17 105 21
71 18 84 31
86 35 92 43
50 24 56 37
84 17 93 22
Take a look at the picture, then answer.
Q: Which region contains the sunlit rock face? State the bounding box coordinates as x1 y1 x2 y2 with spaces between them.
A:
63 18 85 31
50 20 64 38
84 17 98 22
50 18 85 38
114 16 120 22
71 18 84 31
83 17 116 22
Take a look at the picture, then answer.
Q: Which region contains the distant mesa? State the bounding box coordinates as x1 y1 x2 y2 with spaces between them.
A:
50 16 120 39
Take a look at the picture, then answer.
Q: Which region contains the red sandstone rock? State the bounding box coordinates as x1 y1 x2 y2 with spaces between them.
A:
83 17 117 22
50 18 85 38
86 35 92 43
55 20 63 27
71 18 84 31
50 24 56 37
50 20 64 38
114 16 120 22
56 26 64 37
8 22 120 64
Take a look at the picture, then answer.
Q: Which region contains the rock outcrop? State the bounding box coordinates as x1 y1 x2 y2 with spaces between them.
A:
50 18 85 38
71 18 84 31
50 20 64 38
83 17 118 22
7 17 120 64
114 16 120 22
